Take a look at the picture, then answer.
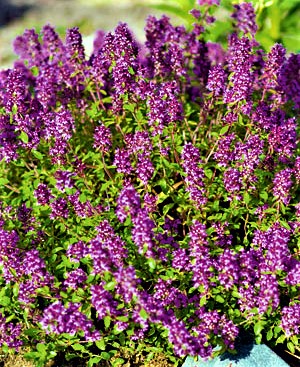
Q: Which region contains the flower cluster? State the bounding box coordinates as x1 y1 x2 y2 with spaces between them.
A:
0 1 299 365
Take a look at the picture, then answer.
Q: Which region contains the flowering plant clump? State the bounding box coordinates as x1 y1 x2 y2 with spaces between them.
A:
0 1 299 366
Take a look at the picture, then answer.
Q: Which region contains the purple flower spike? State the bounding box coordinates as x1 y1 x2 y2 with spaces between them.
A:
207 64 227 96
272 168 293 205
93 124 112 153
281 303 300 337
232 3 258 37
65 27 85 61
223 167 242 193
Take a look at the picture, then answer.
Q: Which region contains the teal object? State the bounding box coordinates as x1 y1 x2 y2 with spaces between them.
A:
182 344 290 367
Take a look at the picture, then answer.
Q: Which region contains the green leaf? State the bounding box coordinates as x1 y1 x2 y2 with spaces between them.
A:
0 178 9 185
13 283 19 297
291 335 298 345
243 192 250 205
260 191 268 200
88 357 102 367
96 339 106 351
72 343 86 352
104 316 111 329
0 296 10 306
220 125 230 135
105 281 115 291
36 343 47 355
19 131 29 143
200 295 206 307
100 352 111 360
215 295 225 303
112 357 125 367
254 321 264 336
147 258 156 271
266 329 273 341
287 341 295 354
139 308 148 320
276 334 286 344
163 203 175 216
32 150 44 160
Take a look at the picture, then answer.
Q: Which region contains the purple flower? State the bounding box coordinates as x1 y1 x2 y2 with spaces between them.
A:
113 148 133 174
66 240 88 263
93 124 112 153
54 170 75 192
131 208 155 257
294 157 300 183
144 15 186 79
278 53 300 109
181 143 207 208
50 197 69 219
91 283 120 319
216 249 240 289
268 117 297 160
126 130 153 155
285 258 300 286
0 315 23 349
224 35 254 103
214 134 236 167
272 168 293 205
281 303 300 337
116 185 141 222
207 64 227 96
13 29 42 67
41 301 99 341
65 27 85 61
90 220 127 274
147 81 183 135
114 265 140 303
64 269 87 289
232 3 258 37
143 193 157 213
41 24 65 61
172 248 191 271
262 44 286 91
68 191 94 218
189 9 201 20
111 23 138 97
223 168 242 193
136 153 154 185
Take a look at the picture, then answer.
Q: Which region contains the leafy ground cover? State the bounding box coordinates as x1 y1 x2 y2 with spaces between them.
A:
0 1 299 367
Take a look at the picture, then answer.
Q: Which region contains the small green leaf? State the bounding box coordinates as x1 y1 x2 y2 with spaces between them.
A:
254 321 264 336
96 339 106 351
266 329 273 341
215 295 225 303
243 192 250 205
36 343 47 354
287 342 295 354
100 352 111 360
276 334 286 344
72 343 86 352
0 178 9 185
104 316 111 329
139 308 148 320
220 125 230 135
19 131 29 143
105 281 115 291
88 356 102 367
32 150 43 160
0 296 10 306
200 295 206 307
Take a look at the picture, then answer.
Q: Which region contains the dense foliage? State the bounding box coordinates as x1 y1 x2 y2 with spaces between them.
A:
0 1 299 366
